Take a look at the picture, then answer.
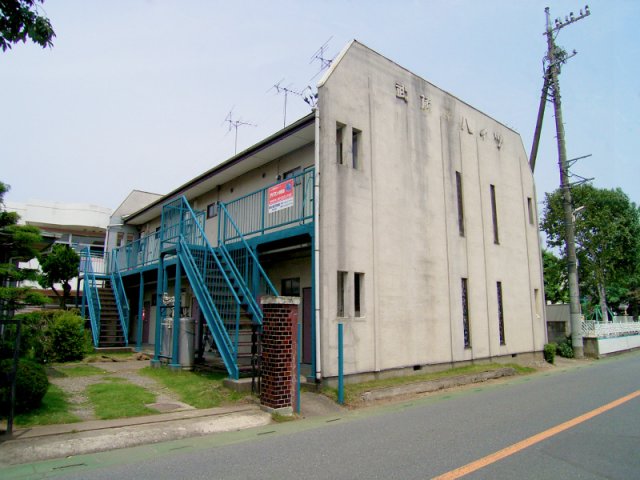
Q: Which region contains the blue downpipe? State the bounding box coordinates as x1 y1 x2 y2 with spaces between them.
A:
297 319 302 414
310 235 316 379
338 323 344 405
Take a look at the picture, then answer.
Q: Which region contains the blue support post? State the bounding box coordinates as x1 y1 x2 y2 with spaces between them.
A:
338 323 344 405
310 234 316 379
81 280 86 320
152 256 164 365
136 272 144 352
297 319 302 414
170 247 182 368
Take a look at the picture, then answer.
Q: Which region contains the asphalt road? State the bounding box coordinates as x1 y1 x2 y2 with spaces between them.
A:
46 352 640 479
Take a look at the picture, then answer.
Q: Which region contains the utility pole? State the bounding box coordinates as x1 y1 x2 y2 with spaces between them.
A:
544 5 590 358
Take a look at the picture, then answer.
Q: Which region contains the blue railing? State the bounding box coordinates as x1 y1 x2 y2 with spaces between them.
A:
109 169 314 274
111 235 161 273
110 249 130 346
219 202 279 307
161 196 248 378
221 168 314 243
80 246 101 347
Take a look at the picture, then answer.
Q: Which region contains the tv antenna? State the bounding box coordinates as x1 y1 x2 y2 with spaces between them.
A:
268 79 303 128
223 108 256 155
309 36 334 80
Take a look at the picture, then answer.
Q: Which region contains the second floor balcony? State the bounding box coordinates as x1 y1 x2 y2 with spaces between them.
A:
108 167 315 275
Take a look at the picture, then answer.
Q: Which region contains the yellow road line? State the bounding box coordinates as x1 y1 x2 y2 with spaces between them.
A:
432 390 640 480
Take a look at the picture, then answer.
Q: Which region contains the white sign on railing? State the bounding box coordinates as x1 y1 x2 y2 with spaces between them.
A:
267 179 294 213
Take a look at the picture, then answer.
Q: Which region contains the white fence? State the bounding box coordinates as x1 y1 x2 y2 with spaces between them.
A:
582 320 640 338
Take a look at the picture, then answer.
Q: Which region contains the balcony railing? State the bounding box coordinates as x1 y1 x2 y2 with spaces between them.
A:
109 167 315 273
220 168 314 244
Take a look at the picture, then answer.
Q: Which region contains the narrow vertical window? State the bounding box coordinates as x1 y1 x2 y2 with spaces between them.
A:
337 271 347 317
461 278 471 348
352 128 361 169
336 124 344 165
527 197 534 225
354 272 364 317
490 184 499 244
497 281 506 345
456 171 465 236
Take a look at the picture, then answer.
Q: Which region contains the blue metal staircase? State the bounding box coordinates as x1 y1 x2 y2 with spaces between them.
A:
87 168 314 374
80 246 129 348
160 197 277 379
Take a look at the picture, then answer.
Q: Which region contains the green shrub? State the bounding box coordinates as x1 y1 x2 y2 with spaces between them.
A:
7 310 61 362
1 310 88 364
0 359 49 415
543 343 557 364
49 312 86 362
556 338 574 358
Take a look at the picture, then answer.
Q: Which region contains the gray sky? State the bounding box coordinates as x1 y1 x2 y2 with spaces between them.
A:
1 0 638 213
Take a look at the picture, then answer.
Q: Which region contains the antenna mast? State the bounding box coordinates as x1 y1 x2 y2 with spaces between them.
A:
542 4 590 358
309 36 334 80
268 79 302 128
224 109 256 155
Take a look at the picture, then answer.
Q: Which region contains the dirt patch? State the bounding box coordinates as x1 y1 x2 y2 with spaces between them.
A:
50 360 194 421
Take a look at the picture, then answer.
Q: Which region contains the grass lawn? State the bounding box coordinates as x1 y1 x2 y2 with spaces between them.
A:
50 363 109 377
15 385 81 427
87 378 159 419
324 363 536 405
140 367 245 409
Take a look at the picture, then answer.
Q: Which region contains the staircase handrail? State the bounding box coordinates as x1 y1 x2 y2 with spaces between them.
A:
110 249 130 345
81 246 101 347
219 201 279 298
216 242 263 323
178 237 238 378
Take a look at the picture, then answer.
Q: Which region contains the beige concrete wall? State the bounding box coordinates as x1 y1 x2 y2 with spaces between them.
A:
317 42 545 378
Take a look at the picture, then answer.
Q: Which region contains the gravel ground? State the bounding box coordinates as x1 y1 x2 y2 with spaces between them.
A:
49 357 194 421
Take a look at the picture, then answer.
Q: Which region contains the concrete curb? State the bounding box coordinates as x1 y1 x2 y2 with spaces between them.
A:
0 406 271 466
360 367 517 403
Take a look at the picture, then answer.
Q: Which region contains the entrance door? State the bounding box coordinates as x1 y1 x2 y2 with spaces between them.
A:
303 287 312 364
142 301 151 343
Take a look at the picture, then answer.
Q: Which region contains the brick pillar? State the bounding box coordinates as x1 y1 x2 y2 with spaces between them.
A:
260 295 300 414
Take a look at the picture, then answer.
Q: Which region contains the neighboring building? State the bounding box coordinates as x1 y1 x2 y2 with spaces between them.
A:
6 200 111 302
89 40 546 383
106 190 163 253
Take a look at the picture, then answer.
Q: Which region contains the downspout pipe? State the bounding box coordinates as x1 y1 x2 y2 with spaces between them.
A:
313 106 322 381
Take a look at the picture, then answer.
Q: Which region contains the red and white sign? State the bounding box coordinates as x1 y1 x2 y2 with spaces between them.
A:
267 179 295 213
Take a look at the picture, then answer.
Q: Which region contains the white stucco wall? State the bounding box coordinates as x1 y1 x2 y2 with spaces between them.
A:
317 42 545 378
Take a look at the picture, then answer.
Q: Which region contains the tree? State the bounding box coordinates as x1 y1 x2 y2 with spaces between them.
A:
0 181 48 313
0 0 55 52
38 243 80 308
0 180 48 433
541 184 640 321
542 249 569 304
